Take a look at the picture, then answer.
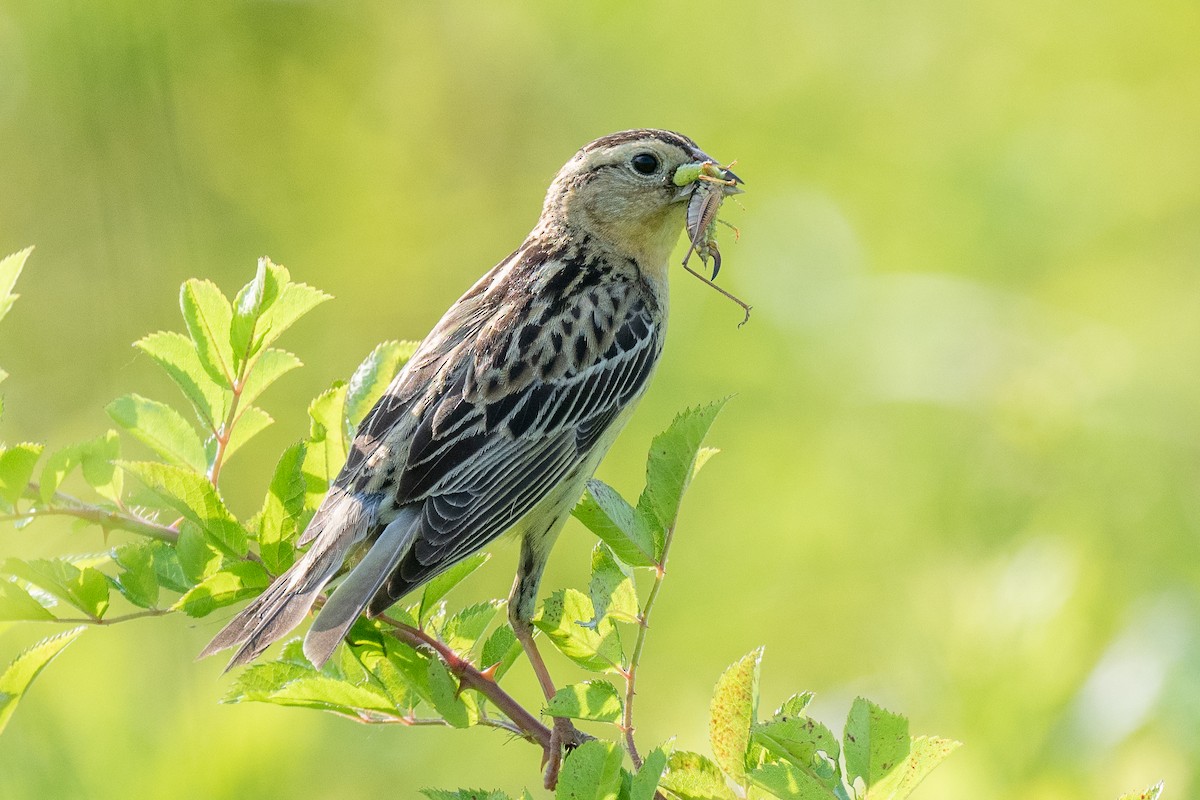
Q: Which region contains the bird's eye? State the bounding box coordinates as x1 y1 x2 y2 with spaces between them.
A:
631 152 660 175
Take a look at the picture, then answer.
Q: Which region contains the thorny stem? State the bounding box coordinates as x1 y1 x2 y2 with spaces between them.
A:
378 614 553 752
12 483 180 543
623 521 681 770
52 608 170 625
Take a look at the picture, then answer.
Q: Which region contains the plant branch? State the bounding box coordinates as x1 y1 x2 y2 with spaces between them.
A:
13 483 179 543
207 368 247 488
52 608 171 625
622 520 682 770
378 614 553 751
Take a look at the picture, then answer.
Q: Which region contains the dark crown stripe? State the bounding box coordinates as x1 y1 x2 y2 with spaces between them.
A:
582 129 699 154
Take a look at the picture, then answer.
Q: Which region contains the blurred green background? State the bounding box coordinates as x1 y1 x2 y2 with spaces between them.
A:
1 1 1197 797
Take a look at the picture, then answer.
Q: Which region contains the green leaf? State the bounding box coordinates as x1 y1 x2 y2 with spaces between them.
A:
302 382 349 505
419 553 490 625
586 543 640 627
479 624 523 681
174 561 269 617
2 558 110 620
175 522 223 583
747 761 838 800
659 751 737 800
773 693 816 720
230 257 283 368
121 461 247 555
556 739 624 800
135 331 227 429
426 656 473 728
865 735 961 800
533 589 623 673
226 656 398 716
0 578 54 621
40 432 123 505
257 443 307 573
111 541 161 608
240 348 302 408
638 399 727 558
630 747 669 800
181 279 235 385
0 443 42 509
750 716 841 792
223 405 273 462
1118 783 1165 800
441 600 504 654
0 626 84 734
254 273 330 354
709 647 762 786
0 247 32 329
843 698 910 796
344 340 419 429
574 480 656 568
106 394 207 472
545 680 623 723
345 620 420 712
421 790 512 800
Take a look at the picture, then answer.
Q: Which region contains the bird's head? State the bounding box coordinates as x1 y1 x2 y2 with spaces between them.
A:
540 129 742 276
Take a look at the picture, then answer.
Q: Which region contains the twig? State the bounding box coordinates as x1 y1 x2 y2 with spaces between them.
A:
378 615 553 751
12 483 180 543
622 520 682 770
53 608 170 625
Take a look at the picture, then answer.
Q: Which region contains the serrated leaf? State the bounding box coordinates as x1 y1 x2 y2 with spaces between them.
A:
748 761 838 800
176 522 223 583
344 340 419 430
111 541 160 608
230 257 283 368
40 432 123 505
223 405 273 462
1118 783 1165 800
135 331 227 429
773 693 816 721
710 647 762 786
0 578 54 621
240 348 302 409
174 560 269 617
586 543 640 627
345 620 420 712
546 680 623 723
865 735 961 800
254 276 330 354
630 747 669 800
638 399 727 559
120 461 247 556
106 394 207 472
181 279 235 385
419 553 490 625
480 624 522 681
659 751 737 800
574 480 656 568
258 443 307 573
750 716 841 792
441 600 503 654
0 247 31 329
302 382 349 505
226 657 397 716
421 790 512 800
147 539 190 593
2 558 110 620
843 698 910 796
533 589 623 673
0 443 41 508
426 656 472 728
557 739 624 800
0 626 83 734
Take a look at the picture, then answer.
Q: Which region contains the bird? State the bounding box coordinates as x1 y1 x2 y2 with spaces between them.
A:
200 128 742 771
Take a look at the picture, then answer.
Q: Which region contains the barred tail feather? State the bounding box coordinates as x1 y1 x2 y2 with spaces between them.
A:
198 493 377 671
304 507 420 667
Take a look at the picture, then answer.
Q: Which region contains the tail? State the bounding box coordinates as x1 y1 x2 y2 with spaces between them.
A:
303 506 420 666
198 490 379 671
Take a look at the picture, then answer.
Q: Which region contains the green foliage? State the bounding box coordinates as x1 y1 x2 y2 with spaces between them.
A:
0 257 983 800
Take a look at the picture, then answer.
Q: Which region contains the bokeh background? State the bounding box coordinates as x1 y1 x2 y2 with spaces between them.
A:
1 1 1197 798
